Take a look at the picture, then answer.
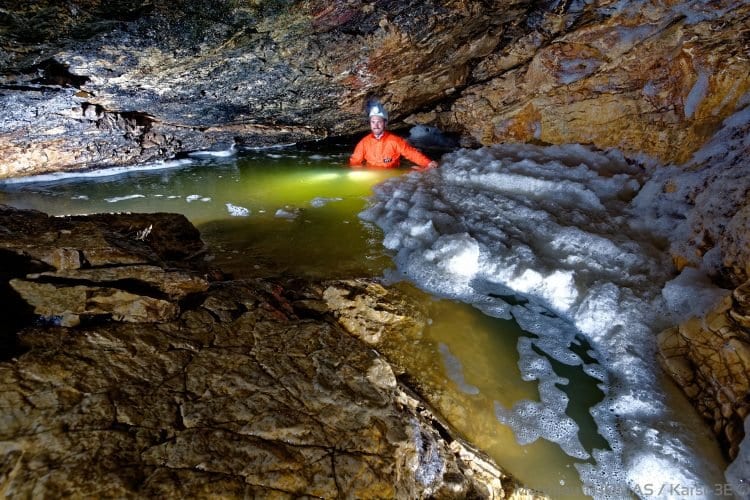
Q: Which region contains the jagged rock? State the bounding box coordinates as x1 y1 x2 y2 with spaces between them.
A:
9 279 180 326
0 206 209 268
0 205 212 326
442 1 750 163
0 207 533 499
721 205 750 286
30 265 211 300
323 278 427 347
2 1 747 176
0 280 525 498
659 108 750 288
658 282 750 460
0 0 528 176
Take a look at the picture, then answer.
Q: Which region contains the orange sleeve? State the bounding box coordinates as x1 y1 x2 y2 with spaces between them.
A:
349 138 366 167
394 136 432 168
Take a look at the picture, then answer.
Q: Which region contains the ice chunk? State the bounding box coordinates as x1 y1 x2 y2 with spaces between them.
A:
225 203 250 217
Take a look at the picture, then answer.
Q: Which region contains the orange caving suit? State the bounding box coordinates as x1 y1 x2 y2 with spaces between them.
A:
349 131 433 169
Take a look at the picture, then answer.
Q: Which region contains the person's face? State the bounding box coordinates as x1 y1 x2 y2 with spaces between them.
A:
369 116 386 137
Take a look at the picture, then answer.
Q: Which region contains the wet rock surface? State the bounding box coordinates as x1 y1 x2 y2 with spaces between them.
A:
2 0 750 487
0 206 530 498
659 282 750 461
0 0 526 176
652 108 750 461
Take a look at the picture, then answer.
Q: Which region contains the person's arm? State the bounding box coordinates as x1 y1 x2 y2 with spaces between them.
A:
397 137 438 170
349 138 366 168
414 159 439 170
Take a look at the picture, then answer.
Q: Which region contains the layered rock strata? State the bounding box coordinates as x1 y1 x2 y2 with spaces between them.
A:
2 1 748 177
0 206 531 499
442 0 750 163
658 282 750 461
655 107 750 461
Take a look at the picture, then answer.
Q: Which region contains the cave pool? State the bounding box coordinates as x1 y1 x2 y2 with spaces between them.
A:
0 143 725 498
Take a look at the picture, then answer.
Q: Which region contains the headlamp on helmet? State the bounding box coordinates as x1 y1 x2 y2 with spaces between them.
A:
368 105 388 120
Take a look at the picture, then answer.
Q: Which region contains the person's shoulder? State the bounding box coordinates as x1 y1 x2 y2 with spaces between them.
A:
383 131 406 143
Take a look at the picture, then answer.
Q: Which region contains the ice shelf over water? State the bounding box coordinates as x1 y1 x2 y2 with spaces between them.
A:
361 106 750 498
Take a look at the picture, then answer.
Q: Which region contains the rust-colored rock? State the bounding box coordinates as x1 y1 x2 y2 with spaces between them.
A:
2 1 747 176
658 285 750 460
443 2 750 163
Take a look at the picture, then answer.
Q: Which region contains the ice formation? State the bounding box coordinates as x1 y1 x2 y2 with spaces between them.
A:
361 107 750 497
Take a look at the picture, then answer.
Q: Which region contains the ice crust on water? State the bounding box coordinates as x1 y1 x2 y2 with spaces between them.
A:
360 125 749 496
0 158 194 185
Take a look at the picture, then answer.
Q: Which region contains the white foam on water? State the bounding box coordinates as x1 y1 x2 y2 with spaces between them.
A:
310 196 343 208
275 207 299 219
184 195 211 203
225 203 250 217
361 107 750 496
0 158 193 185
104 194 146 203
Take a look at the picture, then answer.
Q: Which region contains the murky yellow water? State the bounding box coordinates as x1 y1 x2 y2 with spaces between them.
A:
0 146 721 498
386 286 595 497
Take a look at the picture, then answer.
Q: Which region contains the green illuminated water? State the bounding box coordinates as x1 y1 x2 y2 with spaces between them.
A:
0 145 622 498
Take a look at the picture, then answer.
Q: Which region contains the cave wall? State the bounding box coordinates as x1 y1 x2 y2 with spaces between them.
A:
1 0 747 177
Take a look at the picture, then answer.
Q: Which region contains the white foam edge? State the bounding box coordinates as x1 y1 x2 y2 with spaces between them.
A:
0 158 194 185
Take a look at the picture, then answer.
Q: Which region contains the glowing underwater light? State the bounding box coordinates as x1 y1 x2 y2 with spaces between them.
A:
347 171 378 181
308 172 341 181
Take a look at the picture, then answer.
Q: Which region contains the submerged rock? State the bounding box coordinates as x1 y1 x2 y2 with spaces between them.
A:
0 206 532 498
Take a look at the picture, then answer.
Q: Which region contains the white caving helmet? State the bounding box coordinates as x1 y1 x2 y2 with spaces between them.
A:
367 101 388 121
